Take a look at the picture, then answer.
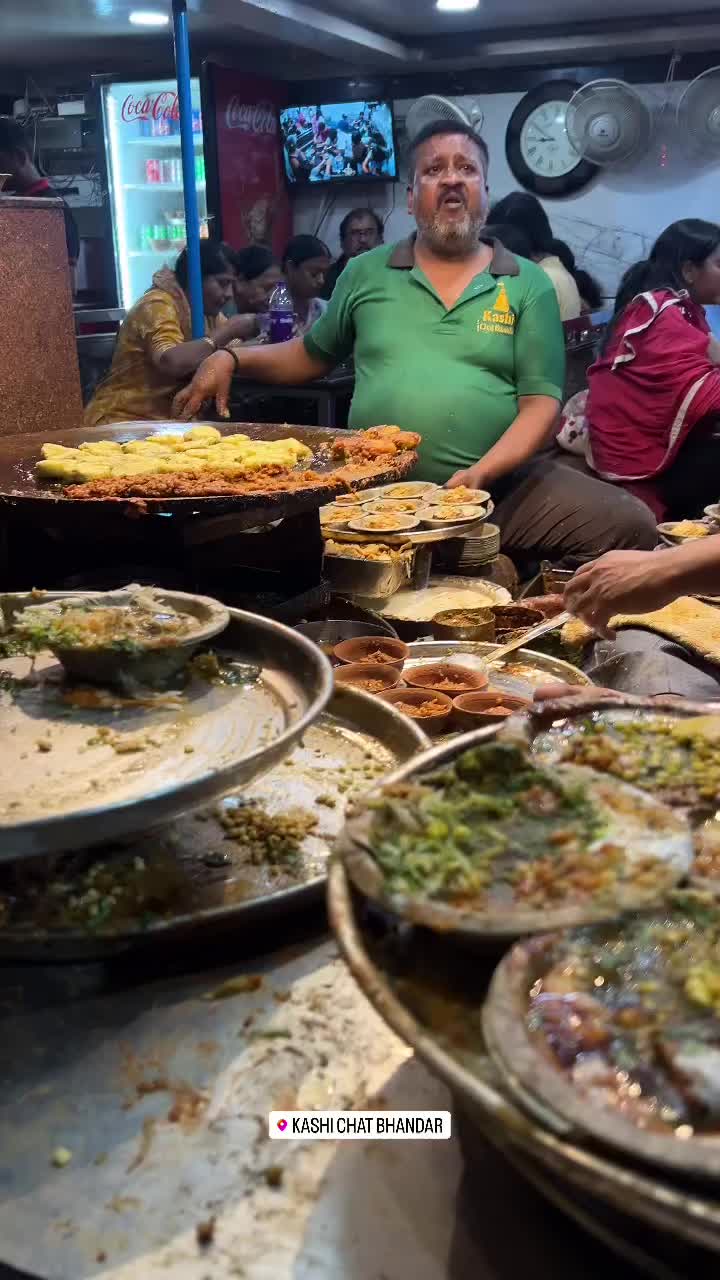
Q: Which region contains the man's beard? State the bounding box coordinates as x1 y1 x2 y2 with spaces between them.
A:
416 207 484 258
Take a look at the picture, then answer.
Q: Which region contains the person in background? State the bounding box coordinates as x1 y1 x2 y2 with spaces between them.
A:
84 241 251 427
481 222 532 260
351 132 369 175
321 208 384 299
489 191 583 321
282 235 331 335
173 120 656 567
0 115 79 294
224 245 282 318
585 219 720 520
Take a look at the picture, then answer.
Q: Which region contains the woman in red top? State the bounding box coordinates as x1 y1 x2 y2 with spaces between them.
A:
586 220 720 519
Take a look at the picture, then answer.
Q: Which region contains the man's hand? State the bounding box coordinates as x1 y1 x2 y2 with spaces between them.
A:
447 463 488 491
565 550 677 637
173 350 235 421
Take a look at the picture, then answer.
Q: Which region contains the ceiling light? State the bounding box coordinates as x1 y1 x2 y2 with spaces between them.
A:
436 0 480 10
129 10 170 26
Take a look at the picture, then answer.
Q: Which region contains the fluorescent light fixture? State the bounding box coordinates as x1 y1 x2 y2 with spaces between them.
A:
129 10 170 25
436 0 480 10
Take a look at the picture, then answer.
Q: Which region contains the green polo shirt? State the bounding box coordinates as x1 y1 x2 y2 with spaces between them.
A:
304 235 565 484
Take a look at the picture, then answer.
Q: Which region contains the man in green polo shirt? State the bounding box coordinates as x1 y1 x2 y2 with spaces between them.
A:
174 119 655 563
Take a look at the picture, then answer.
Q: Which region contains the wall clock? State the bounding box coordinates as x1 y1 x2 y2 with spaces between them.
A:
505 81 598 197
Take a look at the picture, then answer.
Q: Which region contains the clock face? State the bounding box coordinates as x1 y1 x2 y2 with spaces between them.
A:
519 101 580 178
505 82 597 197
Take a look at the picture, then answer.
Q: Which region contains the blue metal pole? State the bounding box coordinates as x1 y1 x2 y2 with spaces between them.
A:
172 0 204 339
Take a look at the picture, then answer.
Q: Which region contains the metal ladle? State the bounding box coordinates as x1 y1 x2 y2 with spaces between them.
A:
486 610 572 666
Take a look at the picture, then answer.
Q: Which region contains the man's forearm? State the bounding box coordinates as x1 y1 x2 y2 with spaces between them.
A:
659 534 720 598
471 397 559 484
232 337 331 385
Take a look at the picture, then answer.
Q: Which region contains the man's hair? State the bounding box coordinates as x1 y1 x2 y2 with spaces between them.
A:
339 208 384 242
0 115 29 157
408 121 489 180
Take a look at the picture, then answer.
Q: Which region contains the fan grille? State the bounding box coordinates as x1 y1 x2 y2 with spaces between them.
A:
566 80 652 165
678 68 720 150
404 95 473 145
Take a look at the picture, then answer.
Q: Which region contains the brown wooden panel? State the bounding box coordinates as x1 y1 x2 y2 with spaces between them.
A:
0 196 82 437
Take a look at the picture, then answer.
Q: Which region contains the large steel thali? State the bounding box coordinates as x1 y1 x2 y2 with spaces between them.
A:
328 859 720 1273
0 685 426 962
0 421 417 522
403 639 592 695
0 604 333 861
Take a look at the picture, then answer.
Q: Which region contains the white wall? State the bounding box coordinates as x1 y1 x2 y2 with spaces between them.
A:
292 87 720 301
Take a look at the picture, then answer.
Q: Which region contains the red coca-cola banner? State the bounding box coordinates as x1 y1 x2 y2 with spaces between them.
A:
207 68 290 258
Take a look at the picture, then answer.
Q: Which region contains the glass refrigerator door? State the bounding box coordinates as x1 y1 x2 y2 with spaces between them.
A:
100 78 207 311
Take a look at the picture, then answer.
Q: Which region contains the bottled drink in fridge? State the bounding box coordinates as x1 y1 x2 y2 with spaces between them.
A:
268 282 295 344
145 158 161 184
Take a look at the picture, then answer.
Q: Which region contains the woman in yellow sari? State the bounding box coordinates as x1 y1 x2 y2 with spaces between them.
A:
84 241 255 427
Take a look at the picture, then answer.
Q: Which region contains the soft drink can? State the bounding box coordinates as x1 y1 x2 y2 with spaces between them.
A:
139 223 153 249
160 159 174 184
145 158 161 184
155 112 171 137
139 118 152 138
173 158 183 183
194 154 204 183
191 109 202 134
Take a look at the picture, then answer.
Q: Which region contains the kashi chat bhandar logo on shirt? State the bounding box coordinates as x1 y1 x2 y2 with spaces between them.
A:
478 282 516 336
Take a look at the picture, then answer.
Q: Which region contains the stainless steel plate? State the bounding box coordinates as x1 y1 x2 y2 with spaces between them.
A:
0 687 427 961
326 501 494 547
0 606 333 860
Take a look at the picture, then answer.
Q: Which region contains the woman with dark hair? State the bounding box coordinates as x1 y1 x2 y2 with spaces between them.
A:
489 191 583 320
281 235 331 335
84 241 250 426
585 219 720 518
225 245 282 316
482 222 533 260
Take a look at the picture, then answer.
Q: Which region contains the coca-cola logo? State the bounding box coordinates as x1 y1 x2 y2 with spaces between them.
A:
225 98 277 135
121 90 179 123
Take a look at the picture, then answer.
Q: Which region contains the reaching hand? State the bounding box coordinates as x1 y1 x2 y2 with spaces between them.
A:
172 350 235 422
564 549 676 638
446 464 488 491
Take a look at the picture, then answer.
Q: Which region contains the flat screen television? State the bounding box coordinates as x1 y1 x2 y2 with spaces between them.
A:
280 100 397 186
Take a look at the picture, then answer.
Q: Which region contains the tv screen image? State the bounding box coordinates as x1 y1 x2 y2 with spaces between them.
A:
280 101 397 185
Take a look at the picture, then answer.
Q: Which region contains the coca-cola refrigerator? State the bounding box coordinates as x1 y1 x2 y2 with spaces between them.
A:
95 75 209 311
201 64 291 259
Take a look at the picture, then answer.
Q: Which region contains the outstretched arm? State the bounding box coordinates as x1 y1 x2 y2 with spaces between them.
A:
173 340 332 420
565 536 720 636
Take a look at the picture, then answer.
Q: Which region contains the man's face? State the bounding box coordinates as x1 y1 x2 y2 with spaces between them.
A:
408 133 488 258
342 214 381 259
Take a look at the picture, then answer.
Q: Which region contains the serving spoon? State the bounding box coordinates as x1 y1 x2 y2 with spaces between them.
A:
487 610 572 666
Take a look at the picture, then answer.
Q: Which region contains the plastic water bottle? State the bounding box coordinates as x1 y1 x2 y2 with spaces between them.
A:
268 281 295 344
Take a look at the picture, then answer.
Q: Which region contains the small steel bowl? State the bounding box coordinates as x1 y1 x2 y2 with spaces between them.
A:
10 587 230 688
431 608 496 642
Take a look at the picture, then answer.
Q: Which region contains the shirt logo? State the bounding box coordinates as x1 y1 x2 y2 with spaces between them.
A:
477 282 516 336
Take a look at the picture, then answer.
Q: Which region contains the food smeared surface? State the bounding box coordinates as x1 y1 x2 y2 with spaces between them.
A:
358 742 691 913
0 715 393 937
537 713 720 807
525 895 720 1137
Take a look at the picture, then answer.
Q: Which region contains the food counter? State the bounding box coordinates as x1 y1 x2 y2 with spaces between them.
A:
0 417 716 1280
